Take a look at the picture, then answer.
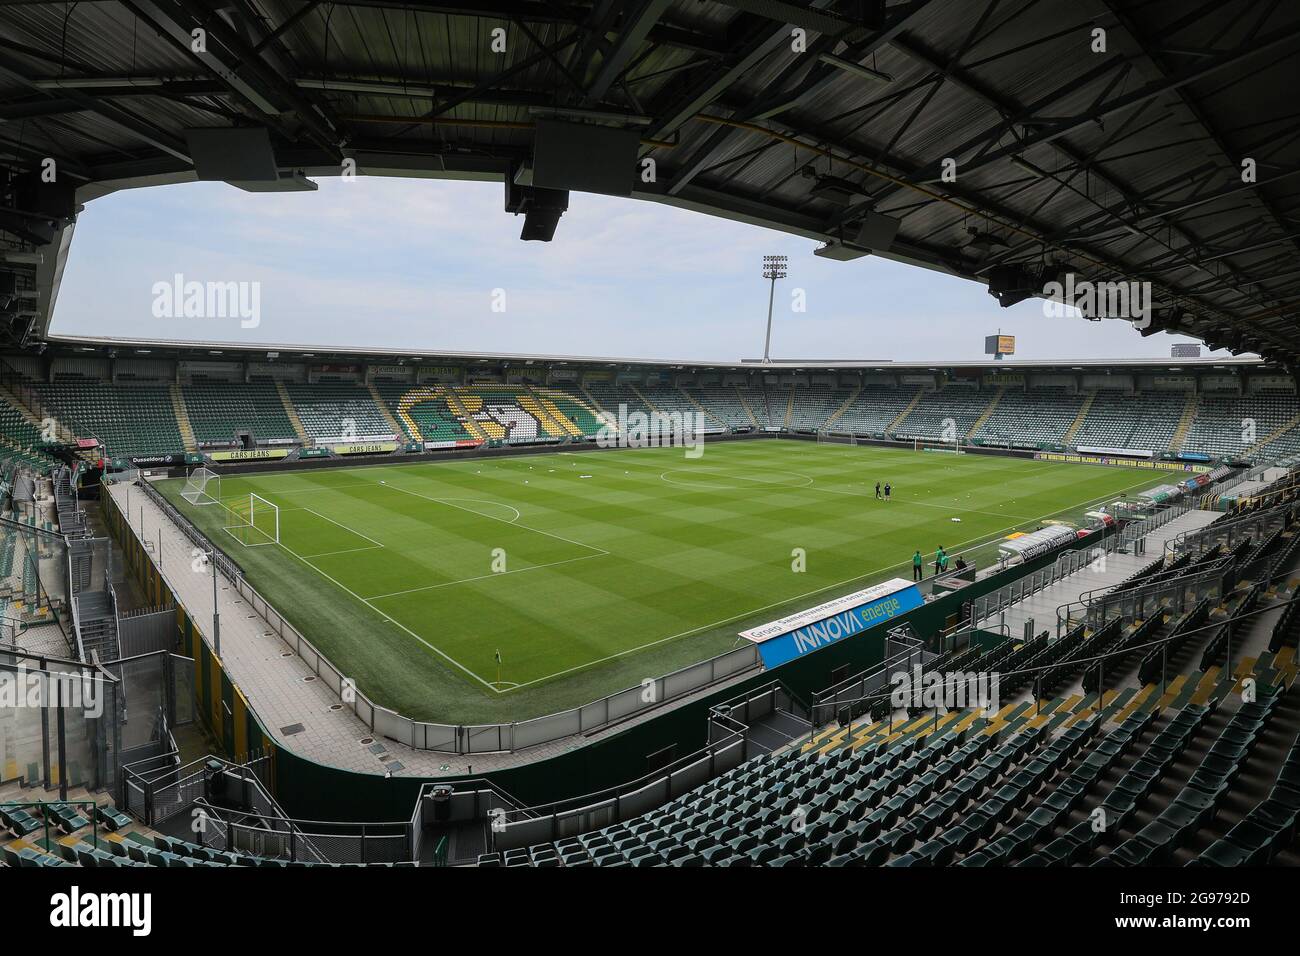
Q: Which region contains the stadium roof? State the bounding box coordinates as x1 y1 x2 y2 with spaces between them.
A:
1 0 1298 362
18 332 1271 374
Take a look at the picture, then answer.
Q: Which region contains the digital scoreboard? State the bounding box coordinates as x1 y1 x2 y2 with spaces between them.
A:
984 334 1016 359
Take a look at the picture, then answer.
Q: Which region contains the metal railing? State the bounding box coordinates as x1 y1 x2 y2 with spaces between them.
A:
1169 498 1296 560
969 498 1199 629
491 681 804 852
801 585 1292 738
972 546 1100 626
809 623 926 726
1055 552 1234 637
192 798 411 865
120 753 277 826
122 478 764 754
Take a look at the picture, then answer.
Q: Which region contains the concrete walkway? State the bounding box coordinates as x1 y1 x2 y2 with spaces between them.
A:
976 509 1223 638
110 481 756 779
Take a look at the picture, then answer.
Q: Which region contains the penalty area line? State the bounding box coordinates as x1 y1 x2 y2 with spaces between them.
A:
363 551 606 600
378 481 609 557
498 471 1168 693
273 539 503 693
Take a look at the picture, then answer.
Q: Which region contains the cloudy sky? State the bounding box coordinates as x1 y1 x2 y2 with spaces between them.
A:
50 176 1221 363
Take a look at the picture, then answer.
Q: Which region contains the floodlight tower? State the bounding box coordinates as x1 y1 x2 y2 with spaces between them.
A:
761 254 788 364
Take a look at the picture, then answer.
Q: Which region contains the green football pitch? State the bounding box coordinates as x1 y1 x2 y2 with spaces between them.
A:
159 440 1164 723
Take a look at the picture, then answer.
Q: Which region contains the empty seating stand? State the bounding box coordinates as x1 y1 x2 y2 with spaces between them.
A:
974 386 1083 448
36 381 183 458
893 386 989 441
285 382 392 441
183 381 296 445
0 377 1294 459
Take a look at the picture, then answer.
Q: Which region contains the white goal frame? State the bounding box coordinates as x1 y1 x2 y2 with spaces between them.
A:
913 437 964 455
817 430 859 446
222 492 280 547
180 466 221 506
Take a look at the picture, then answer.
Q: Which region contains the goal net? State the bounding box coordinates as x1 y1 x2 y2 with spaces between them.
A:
913 437 964 454
180 466 221 506
222 493 280 547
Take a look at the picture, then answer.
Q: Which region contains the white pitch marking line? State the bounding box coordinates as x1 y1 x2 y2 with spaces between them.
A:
658 469 815 491
644 458 1042 522
300 507 386 549
195 444 1161 694
364 551 605 600
378 481 609 556
297 545 385 559
499 471 1165 691
273 540 503 693
423 497 523 523
219 526 276 548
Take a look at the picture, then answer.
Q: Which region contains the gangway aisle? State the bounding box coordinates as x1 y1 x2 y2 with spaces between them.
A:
975 509 1222 638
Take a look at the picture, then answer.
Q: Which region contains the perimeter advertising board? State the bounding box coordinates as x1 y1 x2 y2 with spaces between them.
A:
332 442 399 455
739 578 924 669
209 448 291 462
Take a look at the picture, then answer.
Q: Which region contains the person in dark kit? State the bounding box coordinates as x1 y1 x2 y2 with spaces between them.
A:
884 482 892 501
954 555 968 573
912 550 924 581
875 481 882 500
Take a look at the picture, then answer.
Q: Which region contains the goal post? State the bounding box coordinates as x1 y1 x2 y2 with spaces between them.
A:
913 436 964 455
221 492 280 547
181 466 221 506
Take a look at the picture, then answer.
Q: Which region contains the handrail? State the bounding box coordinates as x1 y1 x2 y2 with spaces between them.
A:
1055 551 1235 636
1167 492 1298 558
810 622 925 720
491 680 801 850
811 574 1298 726
120 479 764 755
951 501 1196 644
974 513 1148 624
66 563 88 662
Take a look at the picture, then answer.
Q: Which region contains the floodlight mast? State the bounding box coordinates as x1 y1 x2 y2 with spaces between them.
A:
761 255 788 364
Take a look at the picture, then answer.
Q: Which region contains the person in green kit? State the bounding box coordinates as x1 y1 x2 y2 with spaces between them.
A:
934 546 946 576
912 550 924 582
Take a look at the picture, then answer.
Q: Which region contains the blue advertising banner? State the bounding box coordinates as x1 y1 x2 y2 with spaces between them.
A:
739 578 925 669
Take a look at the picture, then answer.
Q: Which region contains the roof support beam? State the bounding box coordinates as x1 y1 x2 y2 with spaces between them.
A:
881 33 1273 321
126 0 283 116
0 51 191 162
126 0 343 156
305 1 727 56
944 20 1300 181
1097 0 1300 337
585 0 672 101
662 0 935 196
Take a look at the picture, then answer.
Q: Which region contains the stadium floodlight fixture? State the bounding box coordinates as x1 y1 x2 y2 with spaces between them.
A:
761 255 789 364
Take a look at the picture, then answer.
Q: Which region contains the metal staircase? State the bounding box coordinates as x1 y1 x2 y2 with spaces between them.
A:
72 591 119 663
